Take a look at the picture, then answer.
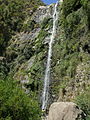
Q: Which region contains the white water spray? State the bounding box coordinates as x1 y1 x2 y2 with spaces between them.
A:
42 2 58 111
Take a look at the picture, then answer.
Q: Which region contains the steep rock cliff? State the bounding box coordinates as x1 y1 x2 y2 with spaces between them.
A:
51 0 90 102
4 4 55 99
0 0 90 119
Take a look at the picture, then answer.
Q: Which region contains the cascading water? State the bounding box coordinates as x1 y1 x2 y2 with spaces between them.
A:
42 2 58 111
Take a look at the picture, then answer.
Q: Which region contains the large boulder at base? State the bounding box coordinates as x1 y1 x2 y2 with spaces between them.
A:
48 102 85 120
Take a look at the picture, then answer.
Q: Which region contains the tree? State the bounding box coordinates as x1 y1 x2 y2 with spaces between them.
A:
0 77 41 120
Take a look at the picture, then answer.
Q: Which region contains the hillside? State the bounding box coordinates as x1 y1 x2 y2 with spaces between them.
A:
0 0 44 55
0 0 90 120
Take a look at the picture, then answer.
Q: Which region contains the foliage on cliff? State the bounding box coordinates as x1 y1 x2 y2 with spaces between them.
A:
0 0 44 55
0 0 90 119
0 0 45 119
51 0 90 118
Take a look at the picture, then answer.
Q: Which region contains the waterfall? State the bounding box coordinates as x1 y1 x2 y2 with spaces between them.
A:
42 2 58 111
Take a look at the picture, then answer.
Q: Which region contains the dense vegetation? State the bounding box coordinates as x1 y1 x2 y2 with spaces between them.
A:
0 77 41 120
75 87 90 120
52 0 90 91
0 0 44 55
51 0 90 119
0 0 90 119
0 0 44 119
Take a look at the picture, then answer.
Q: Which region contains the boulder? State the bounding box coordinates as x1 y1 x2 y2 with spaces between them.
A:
48 102 85 120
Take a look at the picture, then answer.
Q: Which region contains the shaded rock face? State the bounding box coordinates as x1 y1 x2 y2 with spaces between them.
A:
48 102 85 120
33 5 53 23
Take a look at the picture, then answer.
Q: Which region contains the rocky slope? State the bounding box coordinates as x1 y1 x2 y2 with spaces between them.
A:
5 3 55 102
51 0 90 102
0 0 90 119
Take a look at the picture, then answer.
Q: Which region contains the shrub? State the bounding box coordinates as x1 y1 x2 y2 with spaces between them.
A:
41 17 53 29
62 0 81 17
75 87 90 119
0 77 41 120
81 0 90 29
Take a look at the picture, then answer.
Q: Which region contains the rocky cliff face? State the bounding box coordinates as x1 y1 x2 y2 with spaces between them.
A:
0 0 90 119
4 4 55 98
51 0 90 102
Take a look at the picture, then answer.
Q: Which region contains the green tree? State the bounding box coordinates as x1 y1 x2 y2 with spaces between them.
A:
0 77 41 120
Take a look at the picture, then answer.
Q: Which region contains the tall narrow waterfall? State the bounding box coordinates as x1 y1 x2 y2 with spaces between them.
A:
42 2 58 110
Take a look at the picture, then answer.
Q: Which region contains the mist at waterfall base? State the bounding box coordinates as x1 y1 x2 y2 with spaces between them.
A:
42 2 58 111
42 0 58 5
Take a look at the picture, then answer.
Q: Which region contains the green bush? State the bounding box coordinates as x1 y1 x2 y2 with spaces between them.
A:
0 77 41 120
81 0 90 29
62 0 81 17
75 87 90 119
22 20 39 32
41 17 53 29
